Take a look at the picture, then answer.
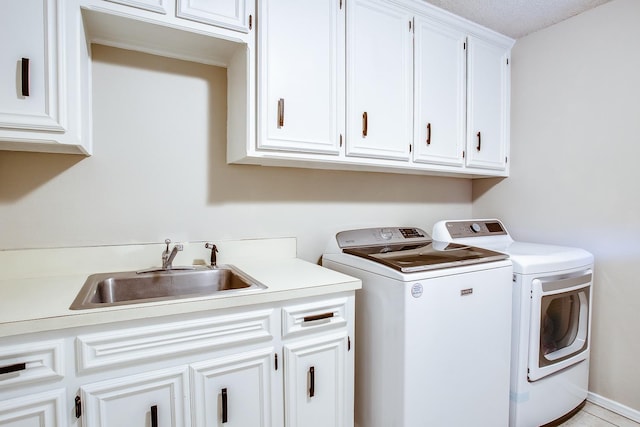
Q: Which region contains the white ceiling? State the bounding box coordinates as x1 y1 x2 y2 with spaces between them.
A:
421 0 614 39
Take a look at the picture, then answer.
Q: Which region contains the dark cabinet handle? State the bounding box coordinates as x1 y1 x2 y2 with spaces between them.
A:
151 405 158 427
221 388 228 423
476 131 482 151
426 123 431 145
303 312 334 323
21 58 30 97
0 362 26 375
309 366 315 398
277 98 285 128
362 112 368 137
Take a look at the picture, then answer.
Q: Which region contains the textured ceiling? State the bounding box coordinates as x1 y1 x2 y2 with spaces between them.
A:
421 0 614 38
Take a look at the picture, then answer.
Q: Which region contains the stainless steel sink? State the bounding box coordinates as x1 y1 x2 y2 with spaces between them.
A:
70 265 266 310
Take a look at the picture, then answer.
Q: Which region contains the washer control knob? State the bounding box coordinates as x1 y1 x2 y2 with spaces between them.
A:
470 223 482 233
380 228 394 240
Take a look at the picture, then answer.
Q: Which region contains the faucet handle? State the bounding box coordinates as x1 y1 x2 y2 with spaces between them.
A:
205 243 218 267
164 239 171 253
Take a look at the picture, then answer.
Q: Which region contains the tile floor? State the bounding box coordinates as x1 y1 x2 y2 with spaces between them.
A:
559 402 640 427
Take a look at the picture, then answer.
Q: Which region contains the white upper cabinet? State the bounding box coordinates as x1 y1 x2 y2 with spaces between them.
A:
412 16 466 167
346 0 413 161
0 0 91 155
103 0 170 14
0 0 61 132
465 35 510 171
177 0 251 33
257 0 344 155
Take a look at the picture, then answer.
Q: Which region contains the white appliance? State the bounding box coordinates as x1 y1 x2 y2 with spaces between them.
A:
322 227 513 427
432 219 594 427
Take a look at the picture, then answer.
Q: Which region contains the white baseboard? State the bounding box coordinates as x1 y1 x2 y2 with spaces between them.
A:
588 392 640 423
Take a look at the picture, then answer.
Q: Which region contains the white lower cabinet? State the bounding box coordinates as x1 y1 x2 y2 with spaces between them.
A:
191 348 274 426
283 332 348 427
81 367 191 427
0 389 65 427
0 293 354 427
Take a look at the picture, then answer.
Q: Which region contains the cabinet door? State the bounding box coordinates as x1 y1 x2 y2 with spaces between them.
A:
81 367 190 427
0 389 65 427
104 0 170 15
0 0 63 132
466 35 510 171
283 332 348 427
346 0 413 161
191 348 273 427
257 0 344 155
413 17 466 167
177 0 251 32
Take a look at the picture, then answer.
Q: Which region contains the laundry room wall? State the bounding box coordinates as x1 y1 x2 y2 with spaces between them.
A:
472 0 640 414
0 44 471 264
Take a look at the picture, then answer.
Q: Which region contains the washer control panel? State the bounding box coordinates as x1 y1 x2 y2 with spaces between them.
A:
443 220 508 238
336 227 429 248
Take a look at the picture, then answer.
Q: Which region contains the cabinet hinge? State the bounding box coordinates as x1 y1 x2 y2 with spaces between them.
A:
75 396 82 418
274 353 278 371
348 336 351 351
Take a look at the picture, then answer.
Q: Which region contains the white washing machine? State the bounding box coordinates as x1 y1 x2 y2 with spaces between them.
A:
433 219 594 427
322 227 513 427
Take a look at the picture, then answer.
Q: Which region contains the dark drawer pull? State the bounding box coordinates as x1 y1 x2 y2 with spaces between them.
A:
151 405 158 427
303 312 334 323
0 363 26 375
21 58 30 97
309 366 315 398
221 388 228 423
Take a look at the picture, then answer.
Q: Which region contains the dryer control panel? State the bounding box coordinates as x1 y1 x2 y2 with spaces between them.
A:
442 220 508 238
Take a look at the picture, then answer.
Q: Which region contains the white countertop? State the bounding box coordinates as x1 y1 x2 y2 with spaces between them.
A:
0 238 360 338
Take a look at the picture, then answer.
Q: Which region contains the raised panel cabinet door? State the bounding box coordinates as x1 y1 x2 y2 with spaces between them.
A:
190 348 273 427
177 0 250 32
0 0 63 132
257 0 344 154
0 389 65 427
346 0 413 161
283 332 348 427
466 35 510 171
413 16 466 167
81 367 190 427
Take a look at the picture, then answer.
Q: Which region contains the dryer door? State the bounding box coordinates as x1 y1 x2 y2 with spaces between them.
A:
528 271 592 382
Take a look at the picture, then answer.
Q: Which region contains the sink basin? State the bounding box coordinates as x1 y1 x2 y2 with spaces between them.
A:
70 265 266 310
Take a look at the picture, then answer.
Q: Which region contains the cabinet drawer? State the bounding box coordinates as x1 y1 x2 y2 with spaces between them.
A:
0 340 64 389
76 309 274 373
282 298 348 338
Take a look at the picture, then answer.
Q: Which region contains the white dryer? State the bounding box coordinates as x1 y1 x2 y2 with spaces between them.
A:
433 219 594 427
322 227 513 427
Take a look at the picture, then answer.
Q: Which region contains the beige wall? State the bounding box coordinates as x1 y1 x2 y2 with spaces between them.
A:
473 0 640 411
0 44 471 263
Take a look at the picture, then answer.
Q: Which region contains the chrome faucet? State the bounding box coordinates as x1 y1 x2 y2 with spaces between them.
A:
162 239 183 270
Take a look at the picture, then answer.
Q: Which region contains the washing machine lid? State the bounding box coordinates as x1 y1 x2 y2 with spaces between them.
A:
336 227 509 273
